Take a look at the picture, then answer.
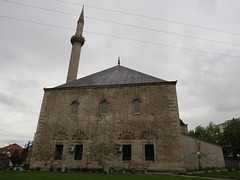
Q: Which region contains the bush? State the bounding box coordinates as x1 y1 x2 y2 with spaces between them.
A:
177 171 186 175
75 167 80 172
49 166 53 171
23 164 29 170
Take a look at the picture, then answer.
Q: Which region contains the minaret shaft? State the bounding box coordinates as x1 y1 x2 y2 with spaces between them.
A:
67 43 82 82
66 8 85 83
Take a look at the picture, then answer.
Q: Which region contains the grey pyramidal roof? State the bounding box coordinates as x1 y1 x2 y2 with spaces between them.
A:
56 65 172 88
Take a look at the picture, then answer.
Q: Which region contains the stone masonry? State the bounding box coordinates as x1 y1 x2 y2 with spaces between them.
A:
31 83 185 171
30 7 225 171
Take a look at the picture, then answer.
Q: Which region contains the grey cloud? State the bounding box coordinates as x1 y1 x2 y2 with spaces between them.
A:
0 91 24 108
197 0 218 12
0 0 240 146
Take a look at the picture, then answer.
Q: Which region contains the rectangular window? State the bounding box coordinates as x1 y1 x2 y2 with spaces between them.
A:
122 145 131 161
74 145 83 160
55 145 63 160
145 144 154 161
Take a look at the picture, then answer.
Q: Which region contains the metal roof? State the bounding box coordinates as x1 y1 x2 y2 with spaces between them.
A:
55 65 173 89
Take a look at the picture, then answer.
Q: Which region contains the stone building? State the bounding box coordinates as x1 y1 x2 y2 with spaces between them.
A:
30 9 225 171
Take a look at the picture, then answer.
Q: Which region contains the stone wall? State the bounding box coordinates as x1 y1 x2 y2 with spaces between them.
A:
30 83 185 171
181 134 225 170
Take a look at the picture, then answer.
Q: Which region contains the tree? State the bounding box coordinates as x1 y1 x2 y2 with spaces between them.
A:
32 150 56 171
188 129 195 137
21 141 31 164
87 142 115 173
223 119 240 157
189 122 223 145
192 140 209 171
10 149 23 166
193 125 207 140
205 122 223 144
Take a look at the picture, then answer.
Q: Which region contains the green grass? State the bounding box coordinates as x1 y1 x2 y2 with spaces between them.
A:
0 171 210 180
189 170 240 179
1 170 240 180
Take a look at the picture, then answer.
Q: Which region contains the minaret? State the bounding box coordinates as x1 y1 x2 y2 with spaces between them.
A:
66 7 85 83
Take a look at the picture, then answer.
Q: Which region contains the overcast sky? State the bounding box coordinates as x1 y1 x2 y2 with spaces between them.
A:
0 0 240 147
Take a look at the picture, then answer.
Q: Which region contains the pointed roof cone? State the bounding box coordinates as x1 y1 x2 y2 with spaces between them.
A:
75 6 85 36
78 6 84 24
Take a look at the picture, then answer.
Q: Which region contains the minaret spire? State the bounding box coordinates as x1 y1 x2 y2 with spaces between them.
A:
79 6 84 23
66 7 85 83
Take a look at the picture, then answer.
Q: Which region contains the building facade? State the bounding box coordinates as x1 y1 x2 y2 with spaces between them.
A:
217 117 240 133
30 8 225 171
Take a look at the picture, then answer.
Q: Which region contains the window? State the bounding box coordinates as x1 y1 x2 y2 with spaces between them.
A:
71 102 78 114
101 100 108 114
55 145 63 160
122 145 131 161
145 144 154 161
133 99 141 114
74 145 83 160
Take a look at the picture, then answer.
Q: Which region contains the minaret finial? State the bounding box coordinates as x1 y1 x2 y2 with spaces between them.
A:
118 57 120 65
75 6 84 36
78 6 84 24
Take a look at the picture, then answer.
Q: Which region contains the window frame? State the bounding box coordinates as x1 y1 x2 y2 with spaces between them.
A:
100 100 108 115
122 144 131 161
133 98 141 114
71 101 78 115
55 144 63 160
74 144 83 160
145 144 154 161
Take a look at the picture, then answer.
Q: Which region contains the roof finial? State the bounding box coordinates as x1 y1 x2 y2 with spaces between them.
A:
118 57 120 65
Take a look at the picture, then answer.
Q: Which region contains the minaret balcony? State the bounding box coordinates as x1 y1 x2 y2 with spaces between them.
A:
70 35 85 45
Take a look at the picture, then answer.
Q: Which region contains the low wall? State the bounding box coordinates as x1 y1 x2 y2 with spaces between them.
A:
181 134 225 170
225 158 240 170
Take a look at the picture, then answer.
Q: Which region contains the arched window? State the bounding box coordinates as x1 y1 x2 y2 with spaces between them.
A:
133 99 141 114
122 134 132 140
71 101 78 114
100 100 108 115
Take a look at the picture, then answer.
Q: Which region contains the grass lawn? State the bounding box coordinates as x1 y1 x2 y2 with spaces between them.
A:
188 170 240 180
0 171 213 180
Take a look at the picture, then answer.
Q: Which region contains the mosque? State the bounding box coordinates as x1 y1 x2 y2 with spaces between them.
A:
30 8 225 171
